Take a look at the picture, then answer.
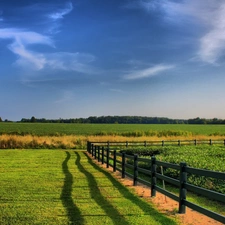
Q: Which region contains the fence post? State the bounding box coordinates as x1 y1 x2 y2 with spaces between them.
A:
102 147 104 164
209 139 212 145
98 146 100 162
162 140 164 146
151 156 156 197
122 152 125 178
144 141 147 147
179 162 187 214
194 139 197 146
106 148 110 168
113 150 117 172
91 144 94 156
126 141 128 147
94 146 97 159
178 140 181 146
133 154 138 186
89 142 92 153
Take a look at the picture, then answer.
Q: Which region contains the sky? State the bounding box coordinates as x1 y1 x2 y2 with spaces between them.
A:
1 0 225 121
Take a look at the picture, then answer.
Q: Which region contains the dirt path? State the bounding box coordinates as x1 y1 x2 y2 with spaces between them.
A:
88 153 224 225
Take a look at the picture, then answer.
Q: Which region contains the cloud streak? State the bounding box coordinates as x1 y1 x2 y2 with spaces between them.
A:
0 28 54 70
123 64 175 80
196 3 225 64
48 2 73 21
125 0 225 65
0 2 99 76
45 52 98 74
0 28 98 75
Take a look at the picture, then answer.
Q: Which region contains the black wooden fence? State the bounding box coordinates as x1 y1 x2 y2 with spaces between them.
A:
87 142 225 224
88 139 225 148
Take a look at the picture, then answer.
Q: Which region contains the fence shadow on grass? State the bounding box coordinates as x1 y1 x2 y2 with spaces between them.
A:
75 151 130 225
76 151 176 225
61 151 84 225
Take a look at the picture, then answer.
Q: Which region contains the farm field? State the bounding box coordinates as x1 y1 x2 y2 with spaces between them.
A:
1 123 225 149
1 123 225 136
0 150 177 225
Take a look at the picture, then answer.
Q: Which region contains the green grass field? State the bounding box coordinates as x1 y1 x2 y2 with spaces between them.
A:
1 123 225 136
0 150 177 225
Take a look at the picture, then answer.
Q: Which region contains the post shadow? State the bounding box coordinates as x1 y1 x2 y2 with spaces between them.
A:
81 152 177 225
74 151 130 225
60 151 84 225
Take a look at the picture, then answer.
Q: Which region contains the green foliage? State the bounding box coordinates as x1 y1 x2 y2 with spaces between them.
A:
123 146 225 194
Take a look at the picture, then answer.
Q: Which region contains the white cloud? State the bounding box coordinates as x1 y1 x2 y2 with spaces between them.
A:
0 28 53 46
0 28 53 70
48 2 73 21
128 0 225 65
45 52 98 74
196 3 225 64
123 64 175 80
0 27 98 74
0 1 101 83
198 29 225 65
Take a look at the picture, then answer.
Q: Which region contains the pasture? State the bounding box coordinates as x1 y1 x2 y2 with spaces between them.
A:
0 150 177 225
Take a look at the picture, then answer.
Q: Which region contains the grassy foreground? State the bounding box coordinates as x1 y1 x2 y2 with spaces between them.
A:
0 150 177 225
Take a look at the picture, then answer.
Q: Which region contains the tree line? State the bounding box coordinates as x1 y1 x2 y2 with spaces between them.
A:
1 116 221 124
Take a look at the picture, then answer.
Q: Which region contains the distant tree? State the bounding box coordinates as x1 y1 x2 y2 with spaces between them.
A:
0 117 2 122
31 116 36 123
4 119 12 122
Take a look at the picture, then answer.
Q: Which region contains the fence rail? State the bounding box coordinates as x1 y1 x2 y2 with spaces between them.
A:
87 139 225 149
87 141 225 224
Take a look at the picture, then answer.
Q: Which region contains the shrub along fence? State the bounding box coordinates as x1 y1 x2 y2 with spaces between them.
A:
87 141 225 224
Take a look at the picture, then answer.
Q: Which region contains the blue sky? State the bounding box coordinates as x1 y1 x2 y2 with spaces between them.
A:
1 0 225 121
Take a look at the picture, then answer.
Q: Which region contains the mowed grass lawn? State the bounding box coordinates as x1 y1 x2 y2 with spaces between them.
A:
0 150 177 225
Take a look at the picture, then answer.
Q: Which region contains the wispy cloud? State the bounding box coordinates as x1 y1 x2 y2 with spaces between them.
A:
0 28 53 70
0 2 99 76
45 52 98 74
48 2 73 21
46 2 73 34
16 2 73 34
196 3 225 64
125 0 225 65
124 0 183 21
0 28 98 74
123 64 175 80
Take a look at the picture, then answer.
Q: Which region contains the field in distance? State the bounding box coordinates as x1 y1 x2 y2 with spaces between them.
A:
1 123 225 149
1 123 225 136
